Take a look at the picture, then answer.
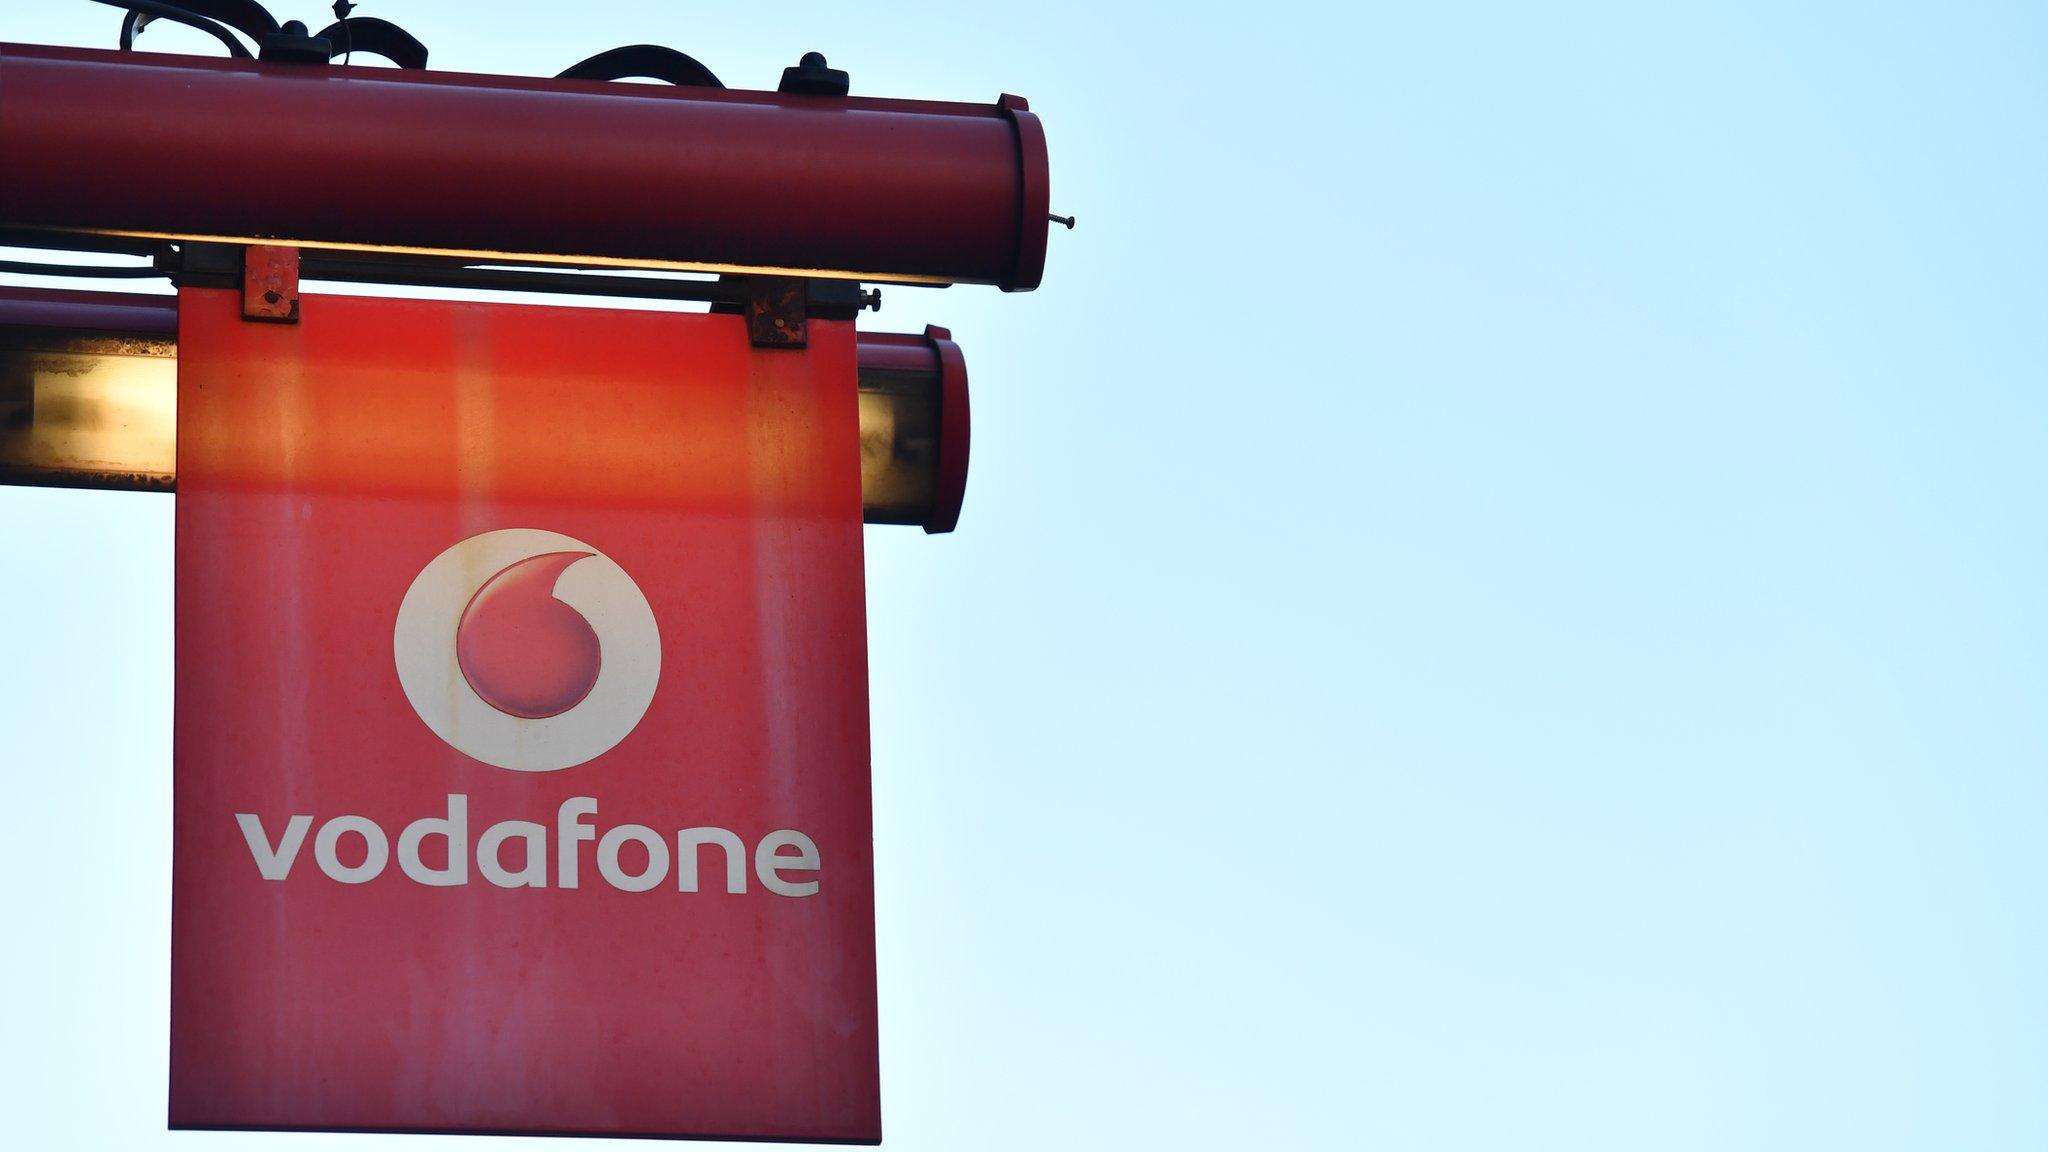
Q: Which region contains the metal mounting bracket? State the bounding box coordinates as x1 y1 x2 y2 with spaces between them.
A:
150 241 883 335
241 245 300 323
743 277 807 348
734 277 875 349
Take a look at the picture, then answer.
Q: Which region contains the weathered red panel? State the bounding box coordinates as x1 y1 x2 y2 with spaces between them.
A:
169 288 879 1141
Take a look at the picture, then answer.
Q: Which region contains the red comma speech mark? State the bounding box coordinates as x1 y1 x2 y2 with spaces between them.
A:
456 551 603 719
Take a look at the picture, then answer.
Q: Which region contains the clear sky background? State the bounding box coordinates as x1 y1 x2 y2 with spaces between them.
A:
4 1 2047 1149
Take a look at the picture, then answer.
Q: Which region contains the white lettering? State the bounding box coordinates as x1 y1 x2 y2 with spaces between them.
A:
236 813 312 880
598 824 670 892
398 793 468 887
477 819 548 888
314 815 389 884
230 804 819 896
677 827 747 893
557 796 597 889
755 829 821 897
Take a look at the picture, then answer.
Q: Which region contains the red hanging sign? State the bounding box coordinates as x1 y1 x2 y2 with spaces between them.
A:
169 288 880 1142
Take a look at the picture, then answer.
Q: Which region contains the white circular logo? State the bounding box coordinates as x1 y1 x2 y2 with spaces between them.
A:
394 528 660 772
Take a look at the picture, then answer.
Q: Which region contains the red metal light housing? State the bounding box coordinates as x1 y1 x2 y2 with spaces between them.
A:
855 326 971 533
0 42 1051 290
0 287 972 531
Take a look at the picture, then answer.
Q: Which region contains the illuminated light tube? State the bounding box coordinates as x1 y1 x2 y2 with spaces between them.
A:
856 327 971 533
0 287 972 532
0 42 1051 290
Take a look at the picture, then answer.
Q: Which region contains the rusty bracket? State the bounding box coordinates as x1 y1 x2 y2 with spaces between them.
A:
732 277 878 349
242 245 300 323
743 277 808 348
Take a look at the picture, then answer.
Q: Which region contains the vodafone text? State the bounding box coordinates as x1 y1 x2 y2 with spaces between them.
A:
235 795 821 895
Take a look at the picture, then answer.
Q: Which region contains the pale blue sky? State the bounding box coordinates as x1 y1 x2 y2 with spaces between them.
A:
5 2 2048 1149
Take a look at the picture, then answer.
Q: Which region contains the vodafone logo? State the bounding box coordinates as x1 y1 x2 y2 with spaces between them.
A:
242 531 820 895
394 529 660 771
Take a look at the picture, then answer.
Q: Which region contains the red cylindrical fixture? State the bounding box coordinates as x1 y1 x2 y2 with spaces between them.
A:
0 286 972 530
0 43 1051 290
856 325 971 533
0 284 177 338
